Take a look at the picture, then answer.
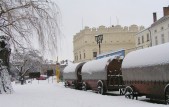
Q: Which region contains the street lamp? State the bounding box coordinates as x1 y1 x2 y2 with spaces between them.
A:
95 34 103 54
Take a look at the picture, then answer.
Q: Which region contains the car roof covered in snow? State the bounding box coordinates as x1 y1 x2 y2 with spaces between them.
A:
122 43 169 68
63 62 85 73
82 56 123 74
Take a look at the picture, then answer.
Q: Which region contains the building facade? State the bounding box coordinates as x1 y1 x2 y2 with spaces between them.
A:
136 7 169 49
73 25 143 63
135 28 151 49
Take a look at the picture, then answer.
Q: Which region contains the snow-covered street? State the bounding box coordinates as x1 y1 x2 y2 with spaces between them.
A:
0 77 167 107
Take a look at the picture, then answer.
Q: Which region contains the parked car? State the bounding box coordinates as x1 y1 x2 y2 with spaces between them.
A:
36 75 47 80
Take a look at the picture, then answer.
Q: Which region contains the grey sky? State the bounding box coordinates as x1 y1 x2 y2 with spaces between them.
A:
54 0 169 61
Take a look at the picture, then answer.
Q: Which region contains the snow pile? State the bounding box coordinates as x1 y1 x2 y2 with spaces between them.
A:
0 77 166 107
122 43 169 68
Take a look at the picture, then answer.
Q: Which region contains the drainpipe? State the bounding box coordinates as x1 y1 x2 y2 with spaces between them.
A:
148 27 152 47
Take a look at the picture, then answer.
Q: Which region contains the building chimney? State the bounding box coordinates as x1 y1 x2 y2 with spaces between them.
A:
153 12 157 22
163 7 169 16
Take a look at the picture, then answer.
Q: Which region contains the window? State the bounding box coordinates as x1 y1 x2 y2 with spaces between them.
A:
161 34 165 44
155 36 158 45
161 27 164 30
142 36 144 43
138 37 140 45
93 52 97 58
76 55 78 61
147 34 150 41
80 54 81 59
154 30 157 33
84 53 85 59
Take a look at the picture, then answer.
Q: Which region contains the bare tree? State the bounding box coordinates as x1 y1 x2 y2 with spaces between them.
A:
11 49 43 84
0 0 61 55
0 0 61 93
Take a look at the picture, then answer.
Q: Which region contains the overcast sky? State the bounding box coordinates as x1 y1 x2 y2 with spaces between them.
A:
54 0 169 62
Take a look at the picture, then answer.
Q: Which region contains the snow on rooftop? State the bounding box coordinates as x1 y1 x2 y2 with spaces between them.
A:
122 43 169 68
63 62 85 73
82 56 123 74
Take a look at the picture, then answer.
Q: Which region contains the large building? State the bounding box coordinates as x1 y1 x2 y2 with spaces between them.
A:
136 7 169 49
73 25 143 63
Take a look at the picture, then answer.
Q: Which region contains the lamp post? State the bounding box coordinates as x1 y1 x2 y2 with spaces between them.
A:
95 34 103 54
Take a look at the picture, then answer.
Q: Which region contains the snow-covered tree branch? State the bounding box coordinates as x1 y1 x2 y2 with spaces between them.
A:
0 0 61 94
0 0 61 55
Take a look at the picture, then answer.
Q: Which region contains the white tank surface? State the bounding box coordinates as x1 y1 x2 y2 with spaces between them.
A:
122 43 169 82
63 62 85 80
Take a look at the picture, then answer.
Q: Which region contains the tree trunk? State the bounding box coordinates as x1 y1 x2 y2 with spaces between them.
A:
0 66 13 94
0 36 13 94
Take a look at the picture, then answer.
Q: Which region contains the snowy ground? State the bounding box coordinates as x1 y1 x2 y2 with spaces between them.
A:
0 77 168 107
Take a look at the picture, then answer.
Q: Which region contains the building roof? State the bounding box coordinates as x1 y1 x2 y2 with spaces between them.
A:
135 27 150 35
136 15 169 36
151 15 169 27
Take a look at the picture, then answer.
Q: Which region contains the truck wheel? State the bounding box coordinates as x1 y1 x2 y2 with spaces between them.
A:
125 86 134 99
97 81 105 95
165 86 169 104
64 81 69 87
120 88 125 95
71 81 76 89
82 82 87 91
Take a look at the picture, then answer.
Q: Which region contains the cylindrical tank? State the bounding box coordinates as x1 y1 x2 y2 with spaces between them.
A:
63 62 85 89
122 43 169 100
81 57 111 80
81 56 124 92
